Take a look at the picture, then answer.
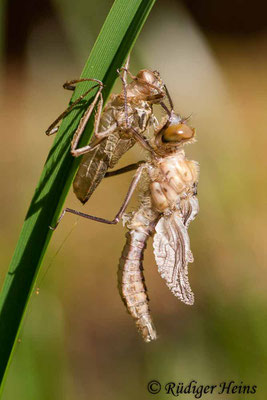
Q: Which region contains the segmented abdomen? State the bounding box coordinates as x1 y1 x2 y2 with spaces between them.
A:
73 134 135 204
118 229 157 342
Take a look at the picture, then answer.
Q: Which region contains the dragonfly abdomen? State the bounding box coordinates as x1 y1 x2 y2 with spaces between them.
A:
73 142 110 203
118 229 157 342
73 131 124 203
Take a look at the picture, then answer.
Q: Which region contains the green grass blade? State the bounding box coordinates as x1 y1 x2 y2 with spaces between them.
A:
0 0 156 391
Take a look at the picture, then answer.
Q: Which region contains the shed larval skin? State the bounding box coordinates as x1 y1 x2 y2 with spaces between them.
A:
46 67 166 204
119 112 199 342
73 70 165 204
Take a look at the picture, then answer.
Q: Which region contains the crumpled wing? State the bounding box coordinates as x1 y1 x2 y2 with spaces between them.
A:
153 211 195 305
181 196 199 228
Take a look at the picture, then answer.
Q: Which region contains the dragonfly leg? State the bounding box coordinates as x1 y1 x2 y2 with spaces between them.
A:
145 93 166 103
71 123 117 157
63 78 103 90
50 164 146 230
130 128 161 157
70 88 103 154
45 78 103 136
92 95 117 140
118 67 136 82
70 85 117 157
104 161 145 178
163 84 174 111
62 83 74 91
160 101 172 117
158 84 175 116
92 90 103 137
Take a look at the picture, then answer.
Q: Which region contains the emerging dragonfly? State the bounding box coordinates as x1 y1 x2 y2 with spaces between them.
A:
51 91 199 342
118 108 199 341
46 58 166 203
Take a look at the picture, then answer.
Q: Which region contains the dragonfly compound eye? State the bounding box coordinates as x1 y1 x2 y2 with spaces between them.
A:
162 123 195 143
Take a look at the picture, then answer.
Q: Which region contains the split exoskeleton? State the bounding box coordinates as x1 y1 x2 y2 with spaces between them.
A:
47 61 199 342
46 58 166 203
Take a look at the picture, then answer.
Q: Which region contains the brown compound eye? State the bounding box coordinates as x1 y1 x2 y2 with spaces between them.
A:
162 123 195 143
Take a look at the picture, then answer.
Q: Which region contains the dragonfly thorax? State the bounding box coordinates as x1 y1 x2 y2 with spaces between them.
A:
149 153 199 213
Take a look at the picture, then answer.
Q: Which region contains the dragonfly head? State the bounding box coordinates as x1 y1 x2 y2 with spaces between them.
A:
136 70 159 86
128 69 165 103
155 112 195 151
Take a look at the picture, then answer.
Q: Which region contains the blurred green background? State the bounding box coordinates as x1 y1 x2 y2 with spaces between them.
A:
0 0 266 399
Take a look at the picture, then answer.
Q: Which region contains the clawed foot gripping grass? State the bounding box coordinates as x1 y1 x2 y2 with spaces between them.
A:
0 0 156 393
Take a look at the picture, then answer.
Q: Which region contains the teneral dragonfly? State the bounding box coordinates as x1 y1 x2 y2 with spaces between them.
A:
52 99 199 342
46 59 166 204
118 109 199 341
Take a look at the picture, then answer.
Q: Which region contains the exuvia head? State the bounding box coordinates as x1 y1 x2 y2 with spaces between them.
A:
126 69 165 102
155 111 195 150
136 69 162 88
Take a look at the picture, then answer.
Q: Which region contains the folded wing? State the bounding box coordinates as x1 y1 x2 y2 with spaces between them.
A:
153 204 197 305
